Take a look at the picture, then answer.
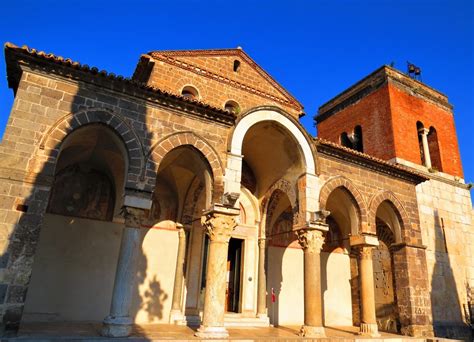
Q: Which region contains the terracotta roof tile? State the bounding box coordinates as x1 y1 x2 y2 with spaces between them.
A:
4 42 236 119
314 137 429 180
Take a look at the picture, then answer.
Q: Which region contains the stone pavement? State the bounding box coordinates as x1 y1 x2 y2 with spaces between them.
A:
2 322 464 342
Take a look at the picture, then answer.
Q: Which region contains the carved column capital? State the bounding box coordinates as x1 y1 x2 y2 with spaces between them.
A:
258 237 266 249
122 206 146 228
356 245 374 260
201 211 237 243
296 229 325 253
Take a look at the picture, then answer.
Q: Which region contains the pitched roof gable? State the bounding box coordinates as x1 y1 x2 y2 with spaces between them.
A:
146 48 303 112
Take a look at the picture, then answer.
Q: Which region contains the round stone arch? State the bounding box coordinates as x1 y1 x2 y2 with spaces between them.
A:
37 108 144 189
368 191 410 242
319 176 369 234
146 131 225 203
260 178 297 237
228 106 316 174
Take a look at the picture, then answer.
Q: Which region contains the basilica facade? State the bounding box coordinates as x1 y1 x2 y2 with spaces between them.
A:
0 43 472 340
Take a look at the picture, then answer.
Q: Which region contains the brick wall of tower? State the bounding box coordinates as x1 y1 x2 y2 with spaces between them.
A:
387 83 463 178
316 84 396 160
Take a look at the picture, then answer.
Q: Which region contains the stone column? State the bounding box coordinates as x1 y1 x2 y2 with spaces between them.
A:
195 205 239 339
350 235 380 337
418 128 432 168
295 219 328 337
256 237 267 318
102 206 145 337
169 225 187 323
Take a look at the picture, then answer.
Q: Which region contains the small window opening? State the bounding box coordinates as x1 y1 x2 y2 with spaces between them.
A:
353 125 363 152
233 60 241 72
16 203 28 212
224 100 240 115
340 132 352 148
181 86 199 100
340 126 363 152
416 121 426 165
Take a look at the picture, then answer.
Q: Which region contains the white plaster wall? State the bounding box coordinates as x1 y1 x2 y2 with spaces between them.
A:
23 214 179 324
267 246 304 325
132 228 178 324
416 179 474 327
321 252 353 326
23 214 122 322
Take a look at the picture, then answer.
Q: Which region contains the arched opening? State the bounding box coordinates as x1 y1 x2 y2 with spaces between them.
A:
226 109 314 326
341 132 352 148
373 200 402 333
265 190 301 326
181 85 199 100
241 121 305 198
140 146 213 323
353 125 363 152
416 121 426 166
224 100 240 115
323 187 360 327
23 123 128 323
428 126 442 171
233 59 241 72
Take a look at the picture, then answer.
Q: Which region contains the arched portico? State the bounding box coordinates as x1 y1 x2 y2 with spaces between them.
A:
225 107 318 220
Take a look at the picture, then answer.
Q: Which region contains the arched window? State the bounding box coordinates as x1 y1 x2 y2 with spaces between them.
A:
233 60 241 72
416 121 426 165
224 100 240 115
181 85 199 100
340 132 352 148
428 126 442 171
340 126 363 152
353 125 363 152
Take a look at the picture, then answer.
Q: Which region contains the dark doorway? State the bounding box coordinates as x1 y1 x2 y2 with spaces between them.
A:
226 238 243 313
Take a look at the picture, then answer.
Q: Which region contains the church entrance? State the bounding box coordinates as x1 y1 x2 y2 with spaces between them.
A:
226 238 243 313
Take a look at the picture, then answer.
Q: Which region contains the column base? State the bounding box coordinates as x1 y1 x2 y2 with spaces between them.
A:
299 325 325 337
101 315 133 337
195 325 229 339
359 322 380 337
169 309 185 324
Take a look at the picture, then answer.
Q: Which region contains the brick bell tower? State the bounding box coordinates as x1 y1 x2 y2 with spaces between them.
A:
315 65 463 179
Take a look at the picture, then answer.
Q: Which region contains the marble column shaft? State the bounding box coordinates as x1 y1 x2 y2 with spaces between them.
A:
102 206 145 337
419 128 432 168
256 237 267 317
170 227 187 317
195 208 238 339
357 245 380 336
296 227 326 337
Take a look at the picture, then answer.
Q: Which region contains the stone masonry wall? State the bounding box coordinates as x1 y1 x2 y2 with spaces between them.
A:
147 54 302 117
317 152 433 336
417 178 474 339
0 67 234 333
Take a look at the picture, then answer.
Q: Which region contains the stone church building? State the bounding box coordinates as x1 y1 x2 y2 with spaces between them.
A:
0 43 472 339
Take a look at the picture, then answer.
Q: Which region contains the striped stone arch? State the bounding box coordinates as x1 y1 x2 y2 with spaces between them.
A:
319 176 369 233
146 131 225 202
368 190 410 235
37 108 145 188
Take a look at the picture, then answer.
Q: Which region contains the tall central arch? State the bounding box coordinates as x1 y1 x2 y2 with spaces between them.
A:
225 107 317 216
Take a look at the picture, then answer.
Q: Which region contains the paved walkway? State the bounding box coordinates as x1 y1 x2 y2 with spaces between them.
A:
6 322 438 341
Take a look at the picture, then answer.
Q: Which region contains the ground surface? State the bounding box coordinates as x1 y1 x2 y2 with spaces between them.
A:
4 322 440 341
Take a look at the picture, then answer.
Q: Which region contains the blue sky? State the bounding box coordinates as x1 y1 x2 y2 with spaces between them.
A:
0 0 472 184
